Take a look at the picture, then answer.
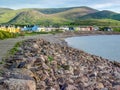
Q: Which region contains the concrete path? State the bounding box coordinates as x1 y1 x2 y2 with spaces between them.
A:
0 34 61 61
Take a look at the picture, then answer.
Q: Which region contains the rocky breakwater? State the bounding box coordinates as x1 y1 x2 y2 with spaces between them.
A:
0 38 120 90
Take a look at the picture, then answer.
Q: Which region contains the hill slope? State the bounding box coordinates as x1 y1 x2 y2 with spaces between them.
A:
74 19 120 26
0 6 120 25
54 7 98 20
112 14 120 21
0 8 13 14
22 6 98 14
8 6 98 25
9 10 69 25
79 10 120 21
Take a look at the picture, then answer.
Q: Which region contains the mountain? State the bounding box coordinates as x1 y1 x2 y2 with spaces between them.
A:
79 10 120 21
0 8 13 14
9 10 69 25
112 14 120 21
21 6 98 14
0 6 120 26
7 6 98 25
53 7 98 20
74 19 120 26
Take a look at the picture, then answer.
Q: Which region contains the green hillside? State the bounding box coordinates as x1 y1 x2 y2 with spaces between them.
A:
0 6 120 26
79 10 117 19
30 8 73 14
74 19 120 26
0 8 13 14
54 7 97 20
7 6 97 25
79 10 120 21
23 6 97 14
112 14 120 21
9 10 69 25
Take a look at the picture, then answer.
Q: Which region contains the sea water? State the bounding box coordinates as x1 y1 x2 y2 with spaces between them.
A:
65 35 120 62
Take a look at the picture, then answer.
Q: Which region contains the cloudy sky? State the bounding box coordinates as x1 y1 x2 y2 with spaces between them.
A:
0 0 120 12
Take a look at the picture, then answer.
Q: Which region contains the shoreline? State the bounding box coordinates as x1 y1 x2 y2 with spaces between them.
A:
0 31 120 90
53 31 120 61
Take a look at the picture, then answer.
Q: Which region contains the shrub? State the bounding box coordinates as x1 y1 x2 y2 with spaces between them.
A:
48 56 54 62
0 32 4 39
113 27 120 32
0 31 18 40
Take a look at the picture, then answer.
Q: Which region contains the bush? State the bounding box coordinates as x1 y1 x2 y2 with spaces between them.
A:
113 27 120 32
0 31 18 40
0 32 4 39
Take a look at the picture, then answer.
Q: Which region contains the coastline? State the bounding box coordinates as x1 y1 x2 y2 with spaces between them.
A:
0 31 120 90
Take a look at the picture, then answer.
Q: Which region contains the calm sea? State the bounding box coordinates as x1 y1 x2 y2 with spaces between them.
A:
65 35 120 62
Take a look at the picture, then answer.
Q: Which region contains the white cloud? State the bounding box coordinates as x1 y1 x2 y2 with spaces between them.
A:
92 3 113 9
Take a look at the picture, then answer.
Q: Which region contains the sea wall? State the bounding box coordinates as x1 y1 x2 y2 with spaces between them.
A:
0 37 120 90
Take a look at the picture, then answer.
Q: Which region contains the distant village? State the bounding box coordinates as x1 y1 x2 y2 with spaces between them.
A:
0 25 113 33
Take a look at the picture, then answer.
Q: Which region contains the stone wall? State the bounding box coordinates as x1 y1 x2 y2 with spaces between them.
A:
0 38 120 90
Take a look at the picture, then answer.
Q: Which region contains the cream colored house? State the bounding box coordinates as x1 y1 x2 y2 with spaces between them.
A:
0 26 21 33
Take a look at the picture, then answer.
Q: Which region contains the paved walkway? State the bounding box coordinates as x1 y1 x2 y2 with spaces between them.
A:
0 34 59 61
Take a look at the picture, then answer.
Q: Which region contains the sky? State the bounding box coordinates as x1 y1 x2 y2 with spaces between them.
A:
0 0 120 13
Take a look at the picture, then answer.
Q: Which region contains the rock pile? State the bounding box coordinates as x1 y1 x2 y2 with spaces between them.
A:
0 38 120 90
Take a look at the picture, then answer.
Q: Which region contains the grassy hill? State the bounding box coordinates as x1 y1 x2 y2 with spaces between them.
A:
22 6 97 14
0 6 120 26
112 14 120 21
74 19 120 26
7 6 97 25
79 10 120 21
9 10 69 25
54 7 97 20
0 8 13 14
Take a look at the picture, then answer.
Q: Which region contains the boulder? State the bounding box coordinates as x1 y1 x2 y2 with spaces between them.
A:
0 77 36 90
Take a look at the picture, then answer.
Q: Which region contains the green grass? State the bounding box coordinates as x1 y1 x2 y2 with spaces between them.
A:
113 27 120 32
0 30 63 40
24 30 63 36
0 31 19 40
0 41 22 71
48 56 54 62
74 19 120 26
0 7 96 25
9 42 22 55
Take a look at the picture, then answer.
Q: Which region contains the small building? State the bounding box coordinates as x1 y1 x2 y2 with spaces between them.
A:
89 26 93 31
0 25 21 33
103 27 113 31
21 26 30 31
38 27 46 32
69 27 74 31
32 25 39 32
93 26 99 31
45 27 52 32
60 26 69 31
102 27 113 31
75 26 94 31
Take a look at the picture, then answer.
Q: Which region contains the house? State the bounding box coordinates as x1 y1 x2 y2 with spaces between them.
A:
22 25 37 31
103 27 113 31
89 26 93 31
32 25 39 32
60 26 69 31
21 26 30 31
0 25 21 33
21 25 47 32
75 26 94 31
16 26 21 33
45 27 52 32
93 26 99 31
69 27 74 31
38 27 46 32
75 27 81 31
